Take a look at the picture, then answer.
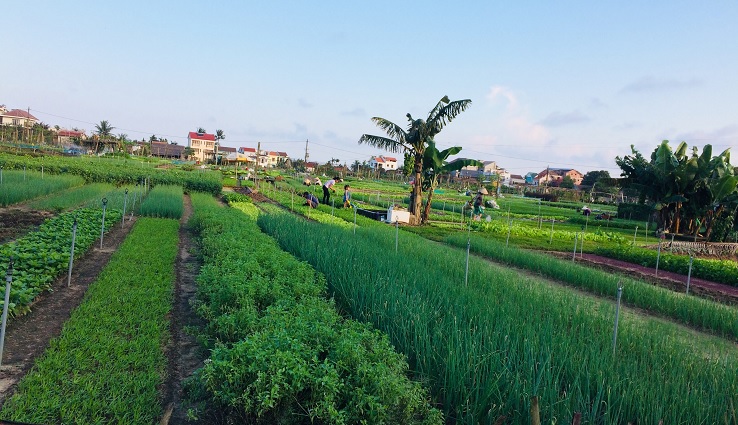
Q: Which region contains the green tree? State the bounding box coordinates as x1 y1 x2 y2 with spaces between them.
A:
197 127 207 134
359 96 472 224
94 120 115 153
617 140 738 239
581 170 610 187
421 141 481 223
560 175 575 189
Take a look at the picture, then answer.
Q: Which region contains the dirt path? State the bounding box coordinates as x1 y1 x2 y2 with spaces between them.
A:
160 194 206 425
571 253 738 304
0 215 137 405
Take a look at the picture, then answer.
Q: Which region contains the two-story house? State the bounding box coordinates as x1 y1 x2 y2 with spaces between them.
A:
187 131 217 163
0 106 38 127
369 155 398 171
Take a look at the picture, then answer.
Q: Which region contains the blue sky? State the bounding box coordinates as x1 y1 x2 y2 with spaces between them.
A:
3 1 737 176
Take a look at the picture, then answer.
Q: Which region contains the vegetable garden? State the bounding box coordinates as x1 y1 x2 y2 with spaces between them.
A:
0 151 736 424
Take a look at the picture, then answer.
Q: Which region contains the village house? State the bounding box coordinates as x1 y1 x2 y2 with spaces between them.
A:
187 131 216 163
54 129 87 145
0 105 38 127
369 155 398 171
534 168 583 186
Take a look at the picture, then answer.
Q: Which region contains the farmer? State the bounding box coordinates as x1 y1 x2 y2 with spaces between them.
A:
322 177 342 205
342 184 352 208
473 187 488 220
302 191 319 208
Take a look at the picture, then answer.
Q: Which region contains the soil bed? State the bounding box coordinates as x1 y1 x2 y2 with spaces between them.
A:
0 208 55 244
0 215 137 406
550 252 738 305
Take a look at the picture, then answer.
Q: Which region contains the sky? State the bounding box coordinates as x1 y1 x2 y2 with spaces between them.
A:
2 1 737 176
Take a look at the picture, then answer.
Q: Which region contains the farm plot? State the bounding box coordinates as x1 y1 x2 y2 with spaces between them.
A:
257 209 738 424
137 185 184 219
0 218 179 424
184 193 442 424
0 208 122 317
0 170 84 206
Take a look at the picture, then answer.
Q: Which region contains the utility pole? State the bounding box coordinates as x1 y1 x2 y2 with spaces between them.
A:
256 141 261 189
304 139 309 164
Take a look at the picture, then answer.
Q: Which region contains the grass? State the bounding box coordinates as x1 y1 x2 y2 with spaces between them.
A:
25 183 116 211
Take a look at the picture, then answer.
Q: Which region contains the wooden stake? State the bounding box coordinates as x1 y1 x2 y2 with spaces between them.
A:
530 396 540 425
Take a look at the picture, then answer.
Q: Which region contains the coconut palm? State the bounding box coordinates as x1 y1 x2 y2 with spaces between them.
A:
359 96 472 224
94 120 115 153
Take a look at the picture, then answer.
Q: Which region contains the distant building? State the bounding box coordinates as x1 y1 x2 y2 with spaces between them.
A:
0 106 38 127
187 131 217 163
535 168 583 186
509 174 525 185
54 129 87 144
369 155 398 171
149 141 184 159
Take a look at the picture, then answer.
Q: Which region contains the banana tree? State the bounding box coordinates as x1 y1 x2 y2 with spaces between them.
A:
420 140 481 223
359 96 472 224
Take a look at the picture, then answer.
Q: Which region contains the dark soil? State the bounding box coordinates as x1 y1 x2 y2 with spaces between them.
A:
556 252 738 305
160 194 207 425
0 214 137 405
0 208 55 244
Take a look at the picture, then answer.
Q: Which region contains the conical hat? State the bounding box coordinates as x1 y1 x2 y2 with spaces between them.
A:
478 187 489 195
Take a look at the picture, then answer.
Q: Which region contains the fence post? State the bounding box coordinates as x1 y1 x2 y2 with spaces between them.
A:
572 233 578 261
669 233 675 253
395 219 399 253
655 238 662 276
122 189 128 229
613 284 623 355
538 199 542 229
0 258 14 369
464 237 471 287
530 396 541 425
632 226 638 246
100 198 108 249
67 217 78 287
686 255 694 294
550 218 555 244
506 219 512 247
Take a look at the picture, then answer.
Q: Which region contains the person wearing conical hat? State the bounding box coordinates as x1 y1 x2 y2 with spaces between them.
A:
473 188 487 220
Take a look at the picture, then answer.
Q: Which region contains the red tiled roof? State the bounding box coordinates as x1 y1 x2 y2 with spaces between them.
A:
3 109 37 120
277 151 288 157
383 157 397 161
374 157 385 163
219 146 237 153
188 131 215 141
240 147 256 153
58 130 85 137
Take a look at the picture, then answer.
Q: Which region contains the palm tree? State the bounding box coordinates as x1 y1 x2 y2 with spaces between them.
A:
197 127 207 134
94 120 115 153
421 140 481 223
359 96 472 224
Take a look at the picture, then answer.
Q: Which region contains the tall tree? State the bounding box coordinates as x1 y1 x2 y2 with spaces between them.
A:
359 96 472 224
197 127 207 134
94 120 115 153
421 140 481 223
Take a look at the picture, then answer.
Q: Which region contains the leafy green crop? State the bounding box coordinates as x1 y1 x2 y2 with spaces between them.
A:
1 218 179 424
0 208 122 316
186 194 442 424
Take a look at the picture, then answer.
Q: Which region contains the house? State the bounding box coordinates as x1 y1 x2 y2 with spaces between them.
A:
236 147 289 167
54 129 87 145
525 172 538 185
149 141 184 159
305 161 318 173
509 174 526 185
535 168 584 186
187 131 216 163
369 155 398 171
0 106 38 127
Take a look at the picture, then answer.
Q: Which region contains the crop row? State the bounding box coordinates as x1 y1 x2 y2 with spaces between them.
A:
0 218 180 424
137 185 184 219
0 208 122 316
0 152 221 194
597 245 738 287
186 193 442 424
257 209 738 424
0 170 84 206
444 233 738 339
